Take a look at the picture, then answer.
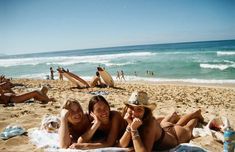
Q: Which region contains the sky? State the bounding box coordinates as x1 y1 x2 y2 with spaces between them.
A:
0 0 235 55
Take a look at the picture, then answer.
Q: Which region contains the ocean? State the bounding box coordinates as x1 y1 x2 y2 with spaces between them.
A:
0 40 235 84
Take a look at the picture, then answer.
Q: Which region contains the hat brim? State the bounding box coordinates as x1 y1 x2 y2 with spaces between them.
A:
124 102 156 111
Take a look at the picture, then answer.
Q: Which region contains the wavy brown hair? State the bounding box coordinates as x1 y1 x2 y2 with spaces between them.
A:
88 95 110 114
61 98 83 113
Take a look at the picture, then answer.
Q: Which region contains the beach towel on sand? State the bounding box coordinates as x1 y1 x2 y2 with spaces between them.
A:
0 124 26 140
28 128 129 151
29 115 208 152
88 91 109 96
28 128 207 152
193 116 231 142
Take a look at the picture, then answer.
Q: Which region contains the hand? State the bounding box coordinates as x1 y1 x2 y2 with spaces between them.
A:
130 118 142 130
90 112 101 127
124 112 133 125
60 108 70 119
69 143 81 149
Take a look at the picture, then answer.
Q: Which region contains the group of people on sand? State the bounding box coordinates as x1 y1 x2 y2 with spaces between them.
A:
59 91 204 151
0 76 53 106
0 74 204 151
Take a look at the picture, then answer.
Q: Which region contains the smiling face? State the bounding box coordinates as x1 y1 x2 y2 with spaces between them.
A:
93 101 110 124
127 105 145 120
67 102 84 124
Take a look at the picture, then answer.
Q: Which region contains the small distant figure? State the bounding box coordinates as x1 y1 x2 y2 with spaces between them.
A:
46 75 50 80
116 71 120 81
57 67 63 80
134 71 137 76
120 70 126 81
146 70 149 75
50 67 55 80
151 71 154 76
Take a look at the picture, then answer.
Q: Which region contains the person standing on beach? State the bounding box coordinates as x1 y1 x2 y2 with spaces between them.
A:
116 71 120 81
50 67 55 80
120 70 126 81
57 67 63 80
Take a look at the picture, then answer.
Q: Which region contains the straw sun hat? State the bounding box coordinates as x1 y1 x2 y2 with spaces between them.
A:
124 91 156 110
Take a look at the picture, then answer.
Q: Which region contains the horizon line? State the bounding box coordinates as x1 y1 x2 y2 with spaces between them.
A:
3 38 235 56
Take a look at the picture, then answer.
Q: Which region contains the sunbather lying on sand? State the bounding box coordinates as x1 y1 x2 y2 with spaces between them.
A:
0 83 53 105
57 68 106 88
118 91 204 152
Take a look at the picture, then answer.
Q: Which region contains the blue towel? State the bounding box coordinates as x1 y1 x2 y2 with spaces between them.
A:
89 91 109 96
0 124 26 140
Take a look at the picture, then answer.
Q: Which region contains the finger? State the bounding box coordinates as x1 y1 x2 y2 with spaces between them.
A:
90 112 96 118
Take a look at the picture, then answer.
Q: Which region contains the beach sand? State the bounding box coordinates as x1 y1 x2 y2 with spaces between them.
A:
0 78 234 152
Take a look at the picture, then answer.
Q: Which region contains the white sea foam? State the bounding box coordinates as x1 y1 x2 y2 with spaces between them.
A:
18 73 53 79
105 62 134 67
224 60 235 64
200 63 235 70
123 76 235 84
0 52 155 67
217 51 235 56
12 74 235 84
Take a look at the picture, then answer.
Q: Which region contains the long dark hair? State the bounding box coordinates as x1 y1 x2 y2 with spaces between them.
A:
88 95 110 114
122 105 153 122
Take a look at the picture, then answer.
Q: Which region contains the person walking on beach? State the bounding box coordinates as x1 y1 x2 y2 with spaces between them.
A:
57 67 63 80
50 67 55 80
116 71 120 81
120 70 126 81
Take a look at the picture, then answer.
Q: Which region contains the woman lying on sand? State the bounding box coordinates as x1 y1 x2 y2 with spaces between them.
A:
0 82 52 105
69 95 125 149
118 91 204 152
59 99 91 148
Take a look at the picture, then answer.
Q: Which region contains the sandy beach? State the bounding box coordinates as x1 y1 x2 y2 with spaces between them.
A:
0 78 235 152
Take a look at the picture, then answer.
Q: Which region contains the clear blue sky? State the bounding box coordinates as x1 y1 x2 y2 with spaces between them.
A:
1 0 235 55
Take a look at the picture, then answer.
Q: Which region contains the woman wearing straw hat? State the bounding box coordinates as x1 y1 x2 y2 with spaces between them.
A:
118 91 204 151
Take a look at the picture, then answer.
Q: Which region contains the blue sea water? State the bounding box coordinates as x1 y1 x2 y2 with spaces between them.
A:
0 40 235 84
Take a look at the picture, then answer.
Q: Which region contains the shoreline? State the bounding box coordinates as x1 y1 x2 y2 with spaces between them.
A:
1 78 235 151
122 80 235 89
12 77 235 88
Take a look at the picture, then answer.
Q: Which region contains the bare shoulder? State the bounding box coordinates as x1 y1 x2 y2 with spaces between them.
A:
110 111 123 121
111 110 121 117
